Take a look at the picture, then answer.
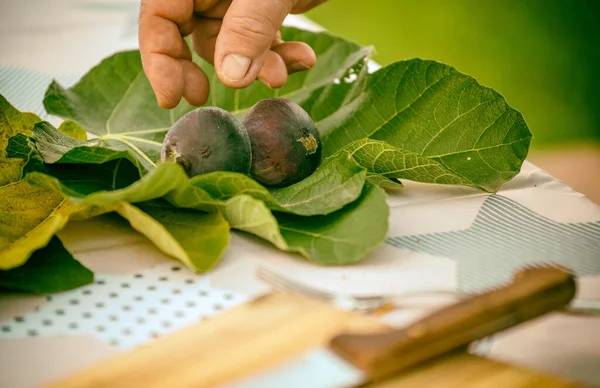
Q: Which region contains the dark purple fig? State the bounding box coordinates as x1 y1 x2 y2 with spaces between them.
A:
243 98 322 187
161 107 252 177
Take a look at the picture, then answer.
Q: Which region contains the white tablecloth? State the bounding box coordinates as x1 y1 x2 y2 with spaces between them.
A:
1 1 599 387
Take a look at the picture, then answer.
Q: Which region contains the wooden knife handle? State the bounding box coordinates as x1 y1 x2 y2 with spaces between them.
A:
329 265 576 383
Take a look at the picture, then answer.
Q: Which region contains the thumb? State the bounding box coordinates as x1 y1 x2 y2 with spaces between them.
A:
215 0 293 88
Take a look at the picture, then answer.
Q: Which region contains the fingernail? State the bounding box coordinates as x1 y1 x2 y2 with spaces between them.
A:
258 78 274 89
289 61 311 72
221 54 251 82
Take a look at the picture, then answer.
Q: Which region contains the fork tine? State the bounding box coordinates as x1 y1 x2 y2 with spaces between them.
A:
256 268 332 300
259 273 331 301
256 267 334 301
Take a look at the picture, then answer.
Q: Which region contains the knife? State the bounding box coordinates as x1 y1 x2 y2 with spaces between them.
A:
220 265 576 388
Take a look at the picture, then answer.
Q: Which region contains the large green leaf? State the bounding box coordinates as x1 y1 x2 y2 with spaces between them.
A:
0 236 93 293
13 121 150 174
313 59 532 192
277 183 389 265
40 27 371 173
116 200 230 272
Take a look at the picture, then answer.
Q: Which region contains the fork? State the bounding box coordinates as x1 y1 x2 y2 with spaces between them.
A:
255 266 600 316
255 266 497 355
255 266 460 314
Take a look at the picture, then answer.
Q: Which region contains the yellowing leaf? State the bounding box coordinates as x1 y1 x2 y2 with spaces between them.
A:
0 95 41 185
58 120 88 141
0 95 93 291
0 181 75 269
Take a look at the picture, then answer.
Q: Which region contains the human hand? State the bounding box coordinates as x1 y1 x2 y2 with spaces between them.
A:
138 0 327 109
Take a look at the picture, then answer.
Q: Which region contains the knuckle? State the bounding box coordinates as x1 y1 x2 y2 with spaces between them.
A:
155 34 183 57
225 14 277 44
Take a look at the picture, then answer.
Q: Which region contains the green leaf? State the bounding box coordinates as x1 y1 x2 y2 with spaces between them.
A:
6 132 32 160
40 28 371 173
341 138 474 187
268 154 366 215
315 59 532 192
42 158 141 197
277 183 389 265
0 236 93 293
189 152 367 216
217 195 288 251
0 95 42 185
0 95 93 287
116 200 230 272
365 173 404 188
29 121 150 173
0 180 75 269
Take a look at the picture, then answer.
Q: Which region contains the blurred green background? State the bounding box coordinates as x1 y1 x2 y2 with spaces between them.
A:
307 0 600 150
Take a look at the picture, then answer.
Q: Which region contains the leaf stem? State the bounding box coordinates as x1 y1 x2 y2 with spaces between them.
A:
100 134 163 147
112 138 157 168
106 127 169 136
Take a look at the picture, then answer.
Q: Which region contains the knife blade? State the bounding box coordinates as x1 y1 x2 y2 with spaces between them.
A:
220 265 576 388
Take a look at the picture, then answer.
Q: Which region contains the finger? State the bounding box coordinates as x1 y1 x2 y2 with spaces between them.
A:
179 18 196 37
214 0 293 88
144 54 184 109
139 0 193 108
190 17 222 65
181 39 193 61
181 59 210 106
271 31 284 47
257 50 288 89
140 0 194 27
271 41 316 73
196 0 232 18
194 0 226 13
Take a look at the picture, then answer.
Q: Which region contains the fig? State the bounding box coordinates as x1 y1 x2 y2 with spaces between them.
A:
243 98 322 187
161 107 252 177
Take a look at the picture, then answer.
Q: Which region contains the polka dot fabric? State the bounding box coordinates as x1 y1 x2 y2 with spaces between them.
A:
0 264 249 350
